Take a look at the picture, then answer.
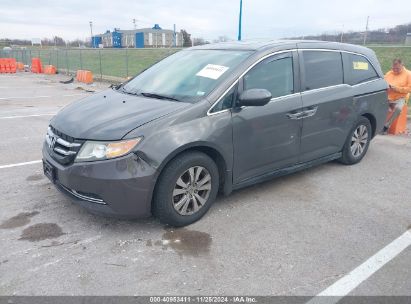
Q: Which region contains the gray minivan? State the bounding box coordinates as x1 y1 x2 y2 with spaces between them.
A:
43 40 388 226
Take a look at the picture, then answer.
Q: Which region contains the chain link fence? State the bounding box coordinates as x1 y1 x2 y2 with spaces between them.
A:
0 48 181 82
2 46 410 82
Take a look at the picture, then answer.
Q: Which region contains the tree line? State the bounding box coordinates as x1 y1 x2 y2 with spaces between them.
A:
291 23 411 44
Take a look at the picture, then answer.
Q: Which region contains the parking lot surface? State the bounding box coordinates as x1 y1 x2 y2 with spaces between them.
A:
0 73 410 296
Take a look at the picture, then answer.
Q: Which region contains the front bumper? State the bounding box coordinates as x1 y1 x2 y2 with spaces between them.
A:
42 143 156 218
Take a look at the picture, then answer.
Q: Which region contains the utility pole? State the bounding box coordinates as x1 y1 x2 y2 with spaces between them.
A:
238 0 243 41
173 24 176 47
89 21 93 47
363 16 369 45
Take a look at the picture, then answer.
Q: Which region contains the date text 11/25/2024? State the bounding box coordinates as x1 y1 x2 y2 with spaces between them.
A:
149 296 257 303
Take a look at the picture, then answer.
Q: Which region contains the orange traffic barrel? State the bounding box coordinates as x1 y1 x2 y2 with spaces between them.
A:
76 70 83 82
16 62 24 71
76 70 93 84
0 58 6 73
388 104 408 135
8 58 16 73
83 70 93 84
44 65 56 74
31 58 43 73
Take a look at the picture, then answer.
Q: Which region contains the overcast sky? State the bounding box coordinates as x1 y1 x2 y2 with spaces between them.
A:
1 0 410 41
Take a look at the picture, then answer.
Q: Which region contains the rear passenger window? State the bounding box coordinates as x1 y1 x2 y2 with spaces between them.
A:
343 53 379 85
244 55 294 98
302 51 343 90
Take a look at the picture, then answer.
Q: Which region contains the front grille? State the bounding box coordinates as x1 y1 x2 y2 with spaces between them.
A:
45 126 83 165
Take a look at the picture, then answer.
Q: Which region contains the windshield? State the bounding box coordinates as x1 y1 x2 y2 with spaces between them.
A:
121 49 252 102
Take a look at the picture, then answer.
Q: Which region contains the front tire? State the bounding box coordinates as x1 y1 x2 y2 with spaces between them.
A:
153 151 219 227
339 116 372 165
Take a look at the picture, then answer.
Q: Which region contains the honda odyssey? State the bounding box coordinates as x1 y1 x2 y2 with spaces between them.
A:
43 40 388 226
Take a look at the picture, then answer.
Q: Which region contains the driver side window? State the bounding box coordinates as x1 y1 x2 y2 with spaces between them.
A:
244 55 294 98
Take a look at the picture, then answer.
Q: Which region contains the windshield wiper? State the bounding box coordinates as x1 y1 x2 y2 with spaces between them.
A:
117 88 146 97
141 92 180 102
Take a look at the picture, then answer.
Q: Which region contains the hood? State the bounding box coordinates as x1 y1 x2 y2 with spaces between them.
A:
50 89 190 140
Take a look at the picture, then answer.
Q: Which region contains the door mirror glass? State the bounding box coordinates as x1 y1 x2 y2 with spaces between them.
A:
238 89 272 107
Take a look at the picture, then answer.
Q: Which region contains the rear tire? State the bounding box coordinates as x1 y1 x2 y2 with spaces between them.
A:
153 151 219 227
339 116 372 165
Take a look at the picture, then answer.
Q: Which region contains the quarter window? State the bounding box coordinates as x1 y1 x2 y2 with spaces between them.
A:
302 51 343 90
210 86 236 113
244 55 294 98
343 53 379 85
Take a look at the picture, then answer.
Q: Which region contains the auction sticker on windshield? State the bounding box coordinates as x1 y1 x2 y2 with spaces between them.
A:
196 64 229 80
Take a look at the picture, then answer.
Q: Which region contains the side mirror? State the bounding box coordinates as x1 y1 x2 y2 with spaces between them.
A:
238 89 272 107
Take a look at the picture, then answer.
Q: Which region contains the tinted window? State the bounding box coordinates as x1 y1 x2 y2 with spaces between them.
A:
244 56 294 98
343 53 379 85
302 51 343 90
210 86 236 113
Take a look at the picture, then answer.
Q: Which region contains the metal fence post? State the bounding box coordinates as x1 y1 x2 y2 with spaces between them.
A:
80 49 83 70
56 49 59 72
99 50 102 82
65 49 69 75
125 48 129 78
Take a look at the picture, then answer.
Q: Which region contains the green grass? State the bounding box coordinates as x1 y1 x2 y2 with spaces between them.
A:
370 46 411 74
6 48 181 79
5 46 411 80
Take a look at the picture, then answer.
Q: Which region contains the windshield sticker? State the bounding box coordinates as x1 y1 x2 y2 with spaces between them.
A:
353 61 369 70
196 64 229 80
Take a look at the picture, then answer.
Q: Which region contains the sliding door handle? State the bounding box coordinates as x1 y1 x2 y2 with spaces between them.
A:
303 106 318 118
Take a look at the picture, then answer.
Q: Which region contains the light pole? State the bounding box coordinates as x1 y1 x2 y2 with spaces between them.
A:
238 0 243 41
89 21 93 47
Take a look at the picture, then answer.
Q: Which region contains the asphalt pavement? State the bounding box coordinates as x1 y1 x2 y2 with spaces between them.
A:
0 73 410 297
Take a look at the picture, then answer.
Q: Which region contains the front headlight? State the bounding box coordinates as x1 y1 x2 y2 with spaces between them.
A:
75 137 143 162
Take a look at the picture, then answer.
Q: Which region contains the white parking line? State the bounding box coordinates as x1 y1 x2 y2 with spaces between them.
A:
0 160 42 169
0 86 55 89
0 113 55 119
307 229 411 303
0 93 88 100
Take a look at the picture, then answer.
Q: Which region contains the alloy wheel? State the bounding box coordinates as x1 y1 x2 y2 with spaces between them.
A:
350 125 368 158
172 166 212 216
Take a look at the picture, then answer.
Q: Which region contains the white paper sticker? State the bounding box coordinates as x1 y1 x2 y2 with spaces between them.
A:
196 64 229 80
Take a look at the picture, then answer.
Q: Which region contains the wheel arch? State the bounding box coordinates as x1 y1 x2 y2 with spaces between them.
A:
152 142 231 197
361 113 377 138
